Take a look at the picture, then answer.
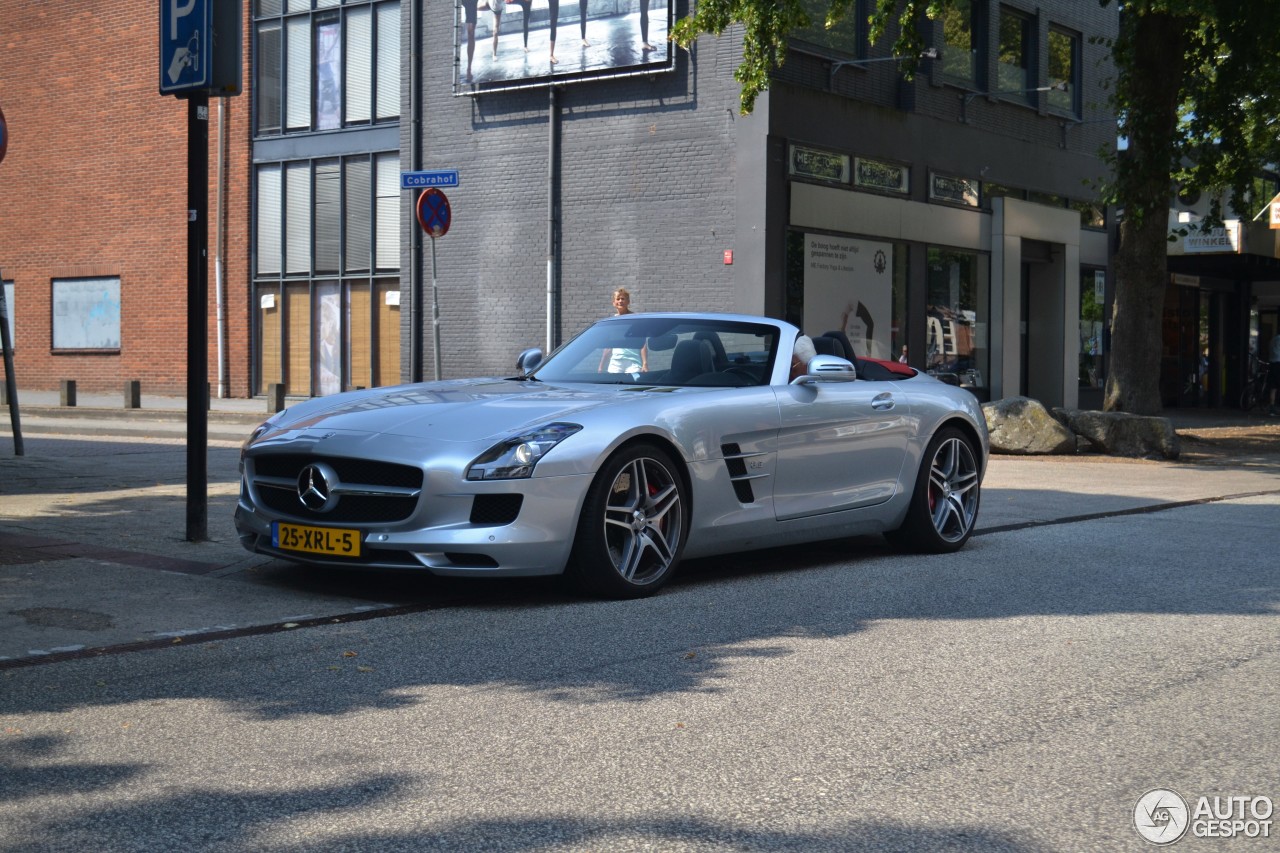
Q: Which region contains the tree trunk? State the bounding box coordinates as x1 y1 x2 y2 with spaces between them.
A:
1103 11 1187 415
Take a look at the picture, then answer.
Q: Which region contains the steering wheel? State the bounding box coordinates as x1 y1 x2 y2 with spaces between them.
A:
723 366 762 384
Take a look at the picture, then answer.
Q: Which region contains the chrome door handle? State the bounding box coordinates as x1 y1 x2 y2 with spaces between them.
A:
871 394 895 411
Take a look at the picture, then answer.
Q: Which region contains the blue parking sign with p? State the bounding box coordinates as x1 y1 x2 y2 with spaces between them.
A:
159 0 241 96
160 0 211 93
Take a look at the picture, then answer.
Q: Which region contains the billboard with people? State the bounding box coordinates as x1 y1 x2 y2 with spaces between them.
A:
455 0 673 91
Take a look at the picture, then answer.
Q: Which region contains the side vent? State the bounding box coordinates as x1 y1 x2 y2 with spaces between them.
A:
721 442 757 504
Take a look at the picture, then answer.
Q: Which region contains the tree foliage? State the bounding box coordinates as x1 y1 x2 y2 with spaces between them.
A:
672 0 1280 414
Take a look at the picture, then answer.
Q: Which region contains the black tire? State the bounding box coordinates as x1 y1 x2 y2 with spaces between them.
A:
566 443 689 599
885 426 981 553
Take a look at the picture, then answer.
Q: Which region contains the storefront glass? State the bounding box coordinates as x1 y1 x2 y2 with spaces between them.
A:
785 231 908 362
1079 268 1105 390
926 248 989 397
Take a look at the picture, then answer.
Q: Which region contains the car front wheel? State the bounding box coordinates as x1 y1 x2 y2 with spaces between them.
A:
886 425 981 553
567 443 688 598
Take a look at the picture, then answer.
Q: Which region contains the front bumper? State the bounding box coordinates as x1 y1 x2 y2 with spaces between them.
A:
234 472 594 577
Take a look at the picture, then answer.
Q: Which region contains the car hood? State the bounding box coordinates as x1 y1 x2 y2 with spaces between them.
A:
258 378 677 442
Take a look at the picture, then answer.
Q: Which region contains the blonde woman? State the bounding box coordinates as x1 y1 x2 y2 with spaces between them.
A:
599 287 646 373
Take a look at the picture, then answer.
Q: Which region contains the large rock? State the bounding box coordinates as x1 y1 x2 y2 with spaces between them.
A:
1054 409 1180 460
981 396 1077 455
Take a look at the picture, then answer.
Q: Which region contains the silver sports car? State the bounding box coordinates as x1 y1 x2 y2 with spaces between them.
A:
235 313 988 598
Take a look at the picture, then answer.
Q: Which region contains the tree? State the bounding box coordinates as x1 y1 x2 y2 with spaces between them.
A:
672 0 1280 414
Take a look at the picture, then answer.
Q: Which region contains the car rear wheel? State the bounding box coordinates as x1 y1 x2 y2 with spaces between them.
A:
567 443 688 598
885 425 980 553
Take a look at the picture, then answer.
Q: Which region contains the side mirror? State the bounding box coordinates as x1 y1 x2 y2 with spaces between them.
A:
796 354 858 385
516 347 544 375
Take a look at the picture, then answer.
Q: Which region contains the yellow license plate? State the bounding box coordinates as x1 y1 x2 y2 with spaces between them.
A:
272 522 362 558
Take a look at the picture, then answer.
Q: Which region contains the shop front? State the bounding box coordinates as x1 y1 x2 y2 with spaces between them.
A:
786 174 1107 408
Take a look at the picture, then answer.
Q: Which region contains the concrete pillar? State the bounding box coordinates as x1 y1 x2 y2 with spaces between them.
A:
60 379 77 407
267 383 286 413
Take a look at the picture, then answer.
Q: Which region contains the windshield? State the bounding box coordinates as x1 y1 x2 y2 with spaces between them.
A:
531 317 780 387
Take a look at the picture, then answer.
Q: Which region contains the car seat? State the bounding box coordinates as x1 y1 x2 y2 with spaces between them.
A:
666 338 715 384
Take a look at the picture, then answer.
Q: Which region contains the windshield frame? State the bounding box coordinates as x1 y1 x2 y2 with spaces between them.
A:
530 316 783 388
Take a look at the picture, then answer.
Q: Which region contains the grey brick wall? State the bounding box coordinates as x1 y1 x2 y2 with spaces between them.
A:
413 3 747 380
404 0 1117 382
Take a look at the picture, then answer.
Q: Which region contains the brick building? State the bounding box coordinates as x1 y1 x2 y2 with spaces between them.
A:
7 0 1130 410
0 0 252 399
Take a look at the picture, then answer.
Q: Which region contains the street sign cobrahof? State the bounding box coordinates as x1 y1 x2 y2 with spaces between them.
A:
402 170 459 189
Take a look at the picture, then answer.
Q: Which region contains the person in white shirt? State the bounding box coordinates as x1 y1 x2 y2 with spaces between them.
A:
598 287 647 375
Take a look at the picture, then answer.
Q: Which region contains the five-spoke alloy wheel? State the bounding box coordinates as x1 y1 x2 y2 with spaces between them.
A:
568 443 688 598
886 425 981 553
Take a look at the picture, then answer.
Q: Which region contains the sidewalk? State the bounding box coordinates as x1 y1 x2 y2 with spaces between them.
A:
1 388 273 443
3 391 1279 668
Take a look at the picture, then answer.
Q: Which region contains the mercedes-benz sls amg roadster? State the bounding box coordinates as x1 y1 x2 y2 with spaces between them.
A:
235 313 988 598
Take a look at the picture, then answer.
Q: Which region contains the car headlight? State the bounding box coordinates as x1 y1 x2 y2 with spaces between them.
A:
467 423 582 481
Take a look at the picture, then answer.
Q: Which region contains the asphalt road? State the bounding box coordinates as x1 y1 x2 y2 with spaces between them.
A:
1 428 1278 851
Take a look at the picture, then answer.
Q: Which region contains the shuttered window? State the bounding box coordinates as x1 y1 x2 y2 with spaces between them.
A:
314 159 341 274
344 158 372 273
255 0 399 137
374 152 399 271
285 163 312 275
285 17 311 130
254 153 400 397
375 4 400 121
256 23 282 135
346 6 372 124
375 278 401 387
257 165 282 276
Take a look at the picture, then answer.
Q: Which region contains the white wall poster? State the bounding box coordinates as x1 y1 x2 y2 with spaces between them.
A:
802 234 893 359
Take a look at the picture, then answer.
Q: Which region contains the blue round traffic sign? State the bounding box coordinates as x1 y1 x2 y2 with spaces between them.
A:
415 188 451 238
0 104 8 165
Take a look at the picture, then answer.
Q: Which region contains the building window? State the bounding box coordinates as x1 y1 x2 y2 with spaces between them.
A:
1080 269 1105 390
51 278 121 352
996 6 1032 95
938 0 980 86
790 0 868 60
254 152 401 396
785 231 908 362
255 0 401 137
1047 27 1079 114
1071 200 1106 229
1027 190 1066 209
982 181 1024 207
926 248 989 395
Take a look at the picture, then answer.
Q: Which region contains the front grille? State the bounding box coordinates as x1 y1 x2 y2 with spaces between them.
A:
257 488 419 523
249 453 423 524
254 454 422 490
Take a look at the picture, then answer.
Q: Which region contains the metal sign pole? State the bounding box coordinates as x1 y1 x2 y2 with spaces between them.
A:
0 281 23 456
431 236 442 382
186 94 210 541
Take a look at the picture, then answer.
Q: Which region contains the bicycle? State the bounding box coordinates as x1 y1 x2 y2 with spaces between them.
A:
1239 352 1269 413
